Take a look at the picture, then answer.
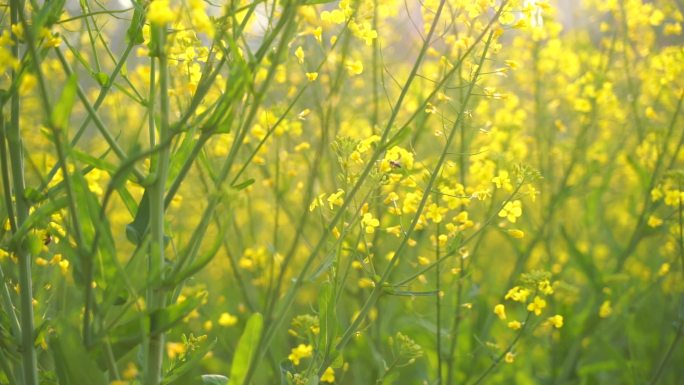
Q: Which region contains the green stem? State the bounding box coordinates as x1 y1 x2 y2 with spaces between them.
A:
145 25 171 385
9 1 38 383
469 311 533 385
434 201 442 385
0 117 22 343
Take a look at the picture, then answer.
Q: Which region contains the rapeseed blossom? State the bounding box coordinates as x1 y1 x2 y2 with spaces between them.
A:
288 344 313 366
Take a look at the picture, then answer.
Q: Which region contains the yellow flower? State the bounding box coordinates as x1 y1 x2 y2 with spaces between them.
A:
504 286 530 303
383 146 415 170
306 72 318 81
526 296 546 316
538 279 553 295
313 26 323 43
358 277 375 288
122 362 138 380
381 193 398 206
239 257 254 270
19 73 37 95
320 367 335 383
494 304 506 320
386 225 402 237
288 344 313 365
166 342 186 359
649 9 664 26
505 60 519 70
189 0 214 37
147 0 176 25
425 102 437 114
658 263 670 276
664 22 682 36
504 351 515 364
58 259 69 275
507 320 522 330
417 256 430 266
361 213 380 234
547 314 563 328
425 203 447 223
309 193 326 211
218 312 238 326
507 229 525 239
492 170 512 191
599 300 612 318
321 9 346 24
498 200 522 223
11 24 24 41
295 142 311 152
647 215 663 227
327 189 345 209
295 46 305 64
665 190 684 206
345 59 363 76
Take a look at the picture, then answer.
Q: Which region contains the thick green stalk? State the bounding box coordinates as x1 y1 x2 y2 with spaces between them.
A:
8 0 38 383
0 118 22 344
145 25 171 385
8 70 38 385
434 206 442 385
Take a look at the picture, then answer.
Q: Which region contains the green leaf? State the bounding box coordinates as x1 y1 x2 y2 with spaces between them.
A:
228 313 263 385
231 178 255 191
51 326 106 385
69 168 103 275
162 338 218 384
201 375 229 385
168 130 201 185
51 75 78 131
126 1 145 45
126 189 150 245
